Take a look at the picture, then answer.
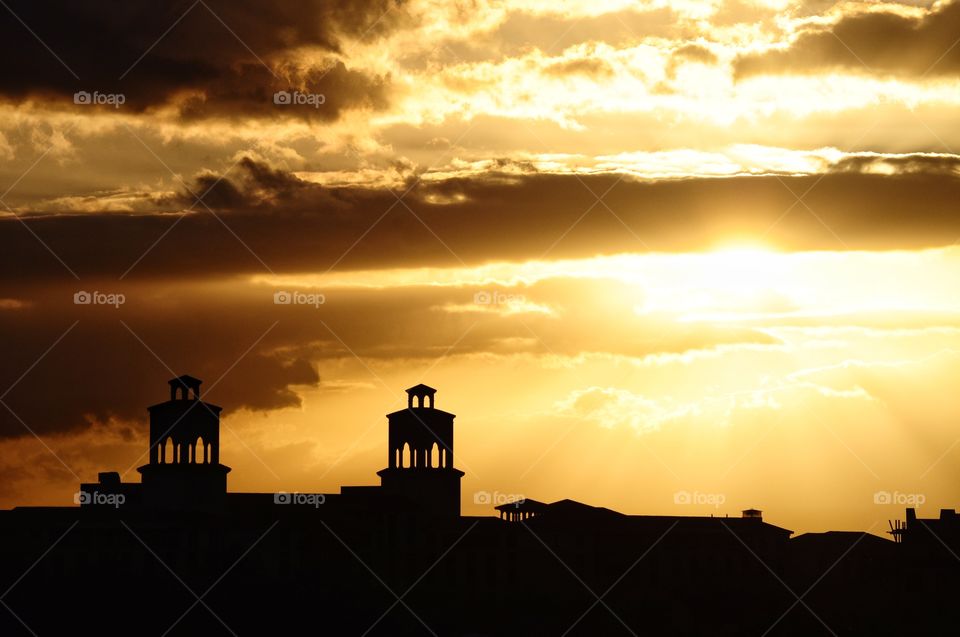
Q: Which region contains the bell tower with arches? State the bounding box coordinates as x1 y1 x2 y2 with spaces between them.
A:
137 375 231 510
377 384 464 518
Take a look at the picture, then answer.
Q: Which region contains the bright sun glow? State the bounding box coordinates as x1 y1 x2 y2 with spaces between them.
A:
253 245 960 325
701 244 783 292
706 243 781 271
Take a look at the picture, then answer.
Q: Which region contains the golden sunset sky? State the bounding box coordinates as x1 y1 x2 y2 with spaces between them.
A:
2 0 960 535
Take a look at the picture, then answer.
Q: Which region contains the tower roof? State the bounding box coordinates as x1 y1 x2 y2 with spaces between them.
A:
166 375 204 401
169 375 203 387
405 383 436 396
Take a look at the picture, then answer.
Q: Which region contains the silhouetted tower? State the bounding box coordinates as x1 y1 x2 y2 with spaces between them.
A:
137 375 230 510
377 384 464 518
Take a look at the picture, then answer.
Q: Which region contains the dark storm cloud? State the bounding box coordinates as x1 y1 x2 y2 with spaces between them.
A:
0 0 400 118
735 1 960 78
0 297 320 439
3 155 960 439
0 276 776 439
4 156 960 284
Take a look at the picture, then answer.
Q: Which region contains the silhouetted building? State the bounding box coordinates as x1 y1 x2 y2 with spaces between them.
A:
140 375 230 510
4 374 948 635
78 377 466 520
377 384 464 518
79 376 231 511
496 497 548 521
899 507 960 595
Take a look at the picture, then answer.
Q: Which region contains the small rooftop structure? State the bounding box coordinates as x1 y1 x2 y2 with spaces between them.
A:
495 498 548 522
742 508 763 520
168 375 202 401
98 472 120 487
406 383 437 408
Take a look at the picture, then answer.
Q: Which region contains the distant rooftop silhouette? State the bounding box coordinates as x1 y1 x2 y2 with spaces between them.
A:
2 373 954 635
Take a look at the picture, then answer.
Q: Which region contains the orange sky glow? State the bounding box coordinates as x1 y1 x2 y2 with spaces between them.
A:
3 0 960 536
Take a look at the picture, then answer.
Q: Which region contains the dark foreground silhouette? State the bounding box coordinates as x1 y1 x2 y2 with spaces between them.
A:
0 377 956 635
